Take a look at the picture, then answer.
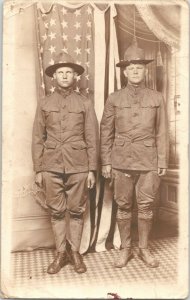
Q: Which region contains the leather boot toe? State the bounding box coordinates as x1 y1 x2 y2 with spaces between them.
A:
47 252 69 274
71 251 87 274
114 248 134 268
138 248 159 268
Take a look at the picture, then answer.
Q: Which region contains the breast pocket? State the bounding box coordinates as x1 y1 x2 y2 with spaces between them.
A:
68 108 85 128
141 104 159 126
42 107 60 125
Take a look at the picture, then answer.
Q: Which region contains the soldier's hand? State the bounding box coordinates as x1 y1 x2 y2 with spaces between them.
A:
87 171 96 189
158 168 167 176
102 165 112 178
35 172 43 187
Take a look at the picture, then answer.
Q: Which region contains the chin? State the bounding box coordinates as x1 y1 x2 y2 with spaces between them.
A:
130 80 141 84
60 84 71 88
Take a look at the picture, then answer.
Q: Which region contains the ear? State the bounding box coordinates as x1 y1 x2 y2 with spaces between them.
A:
74 72 78 79
123 69 128 78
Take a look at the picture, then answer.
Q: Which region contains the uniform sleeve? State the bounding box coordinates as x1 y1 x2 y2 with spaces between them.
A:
84 100 99 171
156 94 169 168
100 96 115 165
32 103 46 172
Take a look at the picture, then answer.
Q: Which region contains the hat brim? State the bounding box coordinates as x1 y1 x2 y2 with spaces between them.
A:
116 59 154 68
45 62 85 77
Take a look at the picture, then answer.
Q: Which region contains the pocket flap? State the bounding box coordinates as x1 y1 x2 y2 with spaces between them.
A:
114 102 131 108
115 139 125 146
44 141 57 149
141 104 160 108
141 98 160 108
144 140 155 147
68 108 85 113
42 107 59 113
71 141 87 150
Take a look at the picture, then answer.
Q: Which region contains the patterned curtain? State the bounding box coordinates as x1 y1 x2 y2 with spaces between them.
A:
35 2 94 101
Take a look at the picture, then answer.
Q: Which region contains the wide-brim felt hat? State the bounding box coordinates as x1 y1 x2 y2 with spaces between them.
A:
116 40 154 68
45 52 85 77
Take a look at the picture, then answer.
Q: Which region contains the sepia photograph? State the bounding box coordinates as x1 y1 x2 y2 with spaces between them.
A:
1 0 189 298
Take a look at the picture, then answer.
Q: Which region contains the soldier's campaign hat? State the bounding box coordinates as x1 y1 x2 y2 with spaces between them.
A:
45 52 85 77
116 39 154 68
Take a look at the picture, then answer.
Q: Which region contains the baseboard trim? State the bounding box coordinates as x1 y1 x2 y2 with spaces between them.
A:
158 206 178 225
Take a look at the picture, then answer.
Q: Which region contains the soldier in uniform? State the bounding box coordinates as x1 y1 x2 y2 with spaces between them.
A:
100 41 168 268
32 53 99 274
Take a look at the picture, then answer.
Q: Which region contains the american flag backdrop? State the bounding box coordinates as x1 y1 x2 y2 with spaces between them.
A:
35 3 94 101
34 2 121 253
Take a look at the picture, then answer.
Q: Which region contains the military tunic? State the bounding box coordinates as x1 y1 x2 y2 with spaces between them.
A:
101 83 168 170
32 88 98 173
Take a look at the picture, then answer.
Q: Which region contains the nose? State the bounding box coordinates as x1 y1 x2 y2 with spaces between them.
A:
62 72 67 79
133 67 138 74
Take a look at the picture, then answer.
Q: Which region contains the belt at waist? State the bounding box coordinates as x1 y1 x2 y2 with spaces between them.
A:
114 136 155 145
44 138 86 148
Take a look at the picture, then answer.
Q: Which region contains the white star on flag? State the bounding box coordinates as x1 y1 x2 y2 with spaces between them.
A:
62 47 68 53
87 20 91 28
61 7 67 15
61 20 68 28
50 86 56 93
49 59 55 65
40 46 43 53
86 34 91 41
85 61 90 67
76 61 82 65
87 6 92 15
74 22 81 29
76 75 81 82
40 69 43 76
75 86 80 93
86 87 89 93
74 9 81 17
74 47 81 55
62 33 68 41
74 34 81 42
52 5 56 12
42 33 47 41
50 18 56 26
85 48 90 54
49 45 56 54
42 13 47 18
44 22 49 29
49 32 56 40
41 83 45 89
85 74 89 80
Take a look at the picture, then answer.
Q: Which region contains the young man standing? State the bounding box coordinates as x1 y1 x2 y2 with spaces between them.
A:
100 41 168 268
32 53 98 274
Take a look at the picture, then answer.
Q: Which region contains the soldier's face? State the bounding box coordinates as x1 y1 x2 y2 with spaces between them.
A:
53 67 77 88
124 63 146 85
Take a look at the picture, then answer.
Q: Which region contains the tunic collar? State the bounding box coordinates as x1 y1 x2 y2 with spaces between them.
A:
126 82 145 95
55 86 74 98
